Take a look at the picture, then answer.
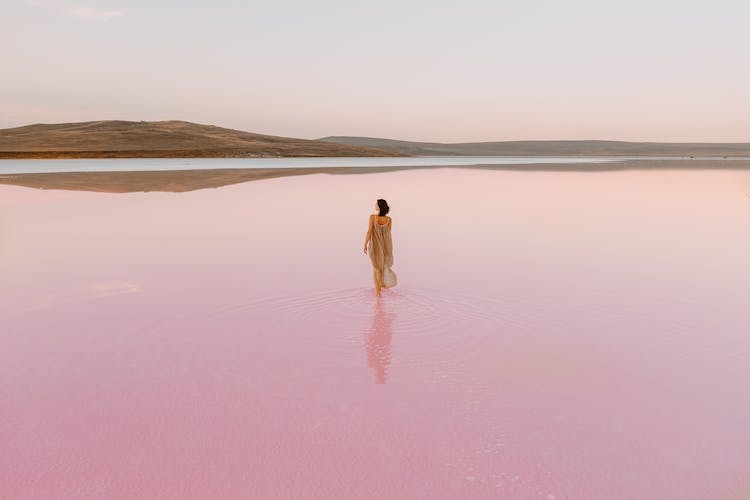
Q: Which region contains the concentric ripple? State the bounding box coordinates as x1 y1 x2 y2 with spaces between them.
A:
153 286 565 382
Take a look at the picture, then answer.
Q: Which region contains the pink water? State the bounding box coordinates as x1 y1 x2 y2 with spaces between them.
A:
2 167 750 499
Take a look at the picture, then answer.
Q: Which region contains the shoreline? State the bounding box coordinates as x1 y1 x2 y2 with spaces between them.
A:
1 159 749 193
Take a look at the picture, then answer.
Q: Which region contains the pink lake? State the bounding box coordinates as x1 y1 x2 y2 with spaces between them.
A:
2 166 750 499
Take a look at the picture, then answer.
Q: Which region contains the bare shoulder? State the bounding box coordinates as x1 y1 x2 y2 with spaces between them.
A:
372 214 392 223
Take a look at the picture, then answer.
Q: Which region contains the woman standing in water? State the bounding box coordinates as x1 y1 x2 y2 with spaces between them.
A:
363 199 398 297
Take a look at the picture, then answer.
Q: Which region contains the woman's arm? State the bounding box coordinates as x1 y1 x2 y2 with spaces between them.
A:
363 215 373 253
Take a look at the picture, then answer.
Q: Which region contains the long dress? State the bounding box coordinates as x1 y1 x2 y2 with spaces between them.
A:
369 215 398 288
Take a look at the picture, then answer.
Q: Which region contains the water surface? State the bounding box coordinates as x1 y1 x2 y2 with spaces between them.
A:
2 167 749 498
0 155 702 174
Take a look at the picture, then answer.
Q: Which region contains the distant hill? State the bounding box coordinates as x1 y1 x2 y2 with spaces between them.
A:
317 136 750 157
0 121 405 159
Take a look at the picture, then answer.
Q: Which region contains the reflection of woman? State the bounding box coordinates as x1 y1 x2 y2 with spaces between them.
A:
366 299 393 384
363 198 398 297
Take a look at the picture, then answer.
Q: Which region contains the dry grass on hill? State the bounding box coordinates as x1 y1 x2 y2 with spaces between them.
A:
0 120 404 158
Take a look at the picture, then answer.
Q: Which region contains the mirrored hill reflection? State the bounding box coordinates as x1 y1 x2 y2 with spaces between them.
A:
365 298 394 384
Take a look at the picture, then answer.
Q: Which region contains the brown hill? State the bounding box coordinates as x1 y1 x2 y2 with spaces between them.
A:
0 120 405 158
318 136 750 157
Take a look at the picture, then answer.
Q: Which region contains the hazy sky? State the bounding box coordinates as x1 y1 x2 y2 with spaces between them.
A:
3 0 749 141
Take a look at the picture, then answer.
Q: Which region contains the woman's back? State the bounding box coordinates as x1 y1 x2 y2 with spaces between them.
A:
374 215 391 227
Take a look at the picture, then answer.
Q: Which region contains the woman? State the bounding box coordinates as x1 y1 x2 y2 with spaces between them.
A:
363 199 398 297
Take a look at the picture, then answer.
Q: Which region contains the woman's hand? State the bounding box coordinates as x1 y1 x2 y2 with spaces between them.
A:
363 243 368 254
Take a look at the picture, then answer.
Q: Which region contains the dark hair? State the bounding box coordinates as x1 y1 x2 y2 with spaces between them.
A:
377 199 390 216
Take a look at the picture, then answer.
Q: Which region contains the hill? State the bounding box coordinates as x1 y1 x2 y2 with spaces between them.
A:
0 121 405 158
317 136 750 157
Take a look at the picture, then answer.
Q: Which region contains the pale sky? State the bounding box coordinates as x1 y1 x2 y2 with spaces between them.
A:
2 0 749 142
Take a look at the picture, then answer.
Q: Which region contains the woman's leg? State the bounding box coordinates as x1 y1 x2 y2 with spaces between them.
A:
372 270 382 296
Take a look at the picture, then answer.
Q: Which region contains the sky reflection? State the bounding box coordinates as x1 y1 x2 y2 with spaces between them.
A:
2 167 750 498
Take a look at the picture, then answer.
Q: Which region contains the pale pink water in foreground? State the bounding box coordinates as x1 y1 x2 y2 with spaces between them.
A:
2 167 750 499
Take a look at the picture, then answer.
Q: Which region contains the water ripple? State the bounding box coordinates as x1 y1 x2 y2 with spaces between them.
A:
168 287 563 375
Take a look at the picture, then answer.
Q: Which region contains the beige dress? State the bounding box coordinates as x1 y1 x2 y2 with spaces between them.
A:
369 215 398 288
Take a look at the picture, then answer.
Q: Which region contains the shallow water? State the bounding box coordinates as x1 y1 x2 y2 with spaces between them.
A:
2 168 750 498
0 155 709 174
